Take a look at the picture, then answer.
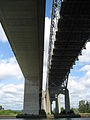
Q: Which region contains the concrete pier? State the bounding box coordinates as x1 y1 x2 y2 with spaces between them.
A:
24 78 39 115
42 90 46 112
58 94 61 114
46 88 51 114
55 94 61 114
65 89 70 113
55 98 59 114
51 100 53 113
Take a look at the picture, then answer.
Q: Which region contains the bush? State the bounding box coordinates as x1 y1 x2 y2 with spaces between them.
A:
61 107 66 114
68 108 75 114
39 109 46 116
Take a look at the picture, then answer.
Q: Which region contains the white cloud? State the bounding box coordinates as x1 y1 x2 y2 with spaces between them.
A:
68 72 90 108
80 65 90 72
0 23 8 42
0 83 24 110
68 75 85 108
0 57 24 110
0 57 23 80
68 76 85 92
79 42 90 63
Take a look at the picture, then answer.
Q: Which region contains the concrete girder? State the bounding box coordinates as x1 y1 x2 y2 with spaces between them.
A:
0 0 45 115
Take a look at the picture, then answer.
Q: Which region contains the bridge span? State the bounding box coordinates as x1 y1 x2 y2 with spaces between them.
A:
0 0 45 115
45 0 90 114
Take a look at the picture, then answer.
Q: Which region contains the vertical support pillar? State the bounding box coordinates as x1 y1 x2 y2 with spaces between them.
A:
58 94 61 114
65 89 70 113
39 91 42 112
23 78 39 115
42 90 46 112
55 98 59 114
51 100 53 113
46 87 51 114
46 78 51 114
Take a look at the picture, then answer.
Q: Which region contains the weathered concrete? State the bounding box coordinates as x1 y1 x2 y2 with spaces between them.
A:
24 78 39 115
65 89 70 113
42 90 46 112
46 86 51 114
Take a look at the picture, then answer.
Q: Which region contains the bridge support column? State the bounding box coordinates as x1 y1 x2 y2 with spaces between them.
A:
23 78 39 115
46 88 51 114
58 94 61 114
42 90 46 112
55 98 59 114
55 94 61 114
65 89 70 113
51 100 53 113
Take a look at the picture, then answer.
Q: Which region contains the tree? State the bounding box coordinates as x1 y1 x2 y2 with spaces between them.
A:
86 101 89 112
79 100 86 113
79 100 90 113
0 105 2 110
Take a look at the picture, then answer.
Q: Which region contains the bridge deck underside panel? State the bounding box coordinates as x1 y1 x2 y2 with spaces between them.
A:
49 1 90 96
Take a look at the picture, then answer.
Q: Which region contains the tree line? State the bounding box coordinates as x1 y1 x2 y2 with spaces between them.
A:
79 100 90 113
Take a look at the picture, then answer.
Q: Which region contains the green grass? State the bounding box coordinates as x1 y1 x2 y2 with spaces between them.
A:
0 110 22 116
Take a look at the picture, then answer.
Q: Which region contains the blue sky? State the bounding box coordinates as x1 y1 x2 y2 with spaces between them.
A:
0 23 24 110
0 0 90 110
46 0 52 18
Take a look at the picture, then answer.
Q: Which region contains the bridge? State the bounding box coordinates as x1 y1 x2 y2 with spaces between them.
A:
45 0 90 114
0 0 45 115
0 0 90 115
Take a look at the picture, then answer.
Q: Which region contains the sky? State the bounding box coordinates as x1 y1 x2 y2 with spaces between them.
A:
0 23 24 110
0 0 90 110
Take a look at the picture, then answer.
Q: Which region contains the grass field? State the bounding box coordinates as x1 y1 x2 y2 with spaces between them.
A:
0 110 22 116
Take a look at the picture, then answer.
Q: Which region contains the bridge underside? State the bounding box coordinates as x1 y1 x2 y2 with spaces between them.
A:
47 0 90 114
0 0 45 115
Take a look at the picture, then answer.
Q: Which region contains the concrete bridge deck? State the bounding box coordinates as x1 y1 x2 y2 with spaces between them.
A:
0 0 45 115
